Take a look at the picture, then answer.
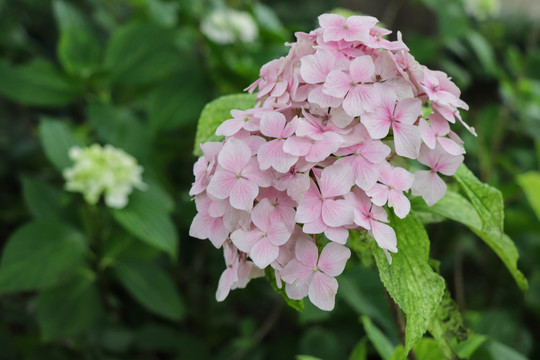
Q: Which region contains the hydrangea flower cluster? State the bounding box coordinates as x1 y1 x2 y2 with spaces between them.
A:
190 13 471 311
64 144 146 209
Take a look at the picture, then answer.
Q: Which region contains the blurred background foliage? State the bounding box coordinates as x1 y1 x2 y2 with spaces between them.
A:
0 0 539 359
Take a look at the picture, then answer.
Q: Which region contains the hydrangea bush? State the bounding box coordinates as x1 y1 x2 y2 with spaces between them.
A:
190 13 474 311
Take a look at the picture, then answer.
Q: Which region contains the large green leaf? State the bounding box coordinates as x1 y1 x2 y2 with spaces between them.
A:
37 271 102 340
193 93 257 156
21 177 65 220
517 171 540 221
53 0 102 77
368 213 445 356
361 316 396 360
104 22 178 85
0 221 86 293
0 59 82 106
447 165 528 291
112 187 178 257
39 117 83 171
114 260 184 321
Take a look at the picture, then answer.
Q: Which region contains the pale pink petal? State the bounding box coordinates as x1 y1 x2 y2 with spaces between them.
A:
244 158 272 187
323 70 352 99
317 242 351 277
412 170 447 206
207 219 229 248
389 166 415 192
329 106 354 128
218 139 251 173
303 217 327 235
322 199 354 227
285 281 310 300
294 239 319 268
230 228 261 253
216 118 243 137
229 178 258 211
387 189 411 219
324 226 349 244
361 111 391 139
300 49 335 84
189 213 210 240
309 272 338 311
283 136 312 157
349 56 375 83
319 162 354 197
295 180 323 224
350 156 380 190
260 111 286 138
251 199 273 231
305 132 344 162
394 98 422 125
267 223 292 247
206 169 236 199
366 183 388 206
216 267 238 301
436 153 464 176
419 118 437 149
361 140 391 164
308 86 343 108
438 137 465 156
250 237 279 268
370 220 398 252
257 140 298 173
393 122 421 159
296 117 323 140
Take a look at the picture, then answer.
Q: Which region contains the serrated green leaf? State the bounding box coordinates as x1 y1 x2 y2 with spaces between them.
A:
112 187 178 257
368 213 445 357
114 260 184 320
264 267 304 312
452 165 528 291
39 117 83 171
21 177 64 220
104 22 178 85
361 316 396 360
517 171 540 221
37 271 102 340
193 93 257 156
0 59 83 106
0 221 86 293
53 0 102 77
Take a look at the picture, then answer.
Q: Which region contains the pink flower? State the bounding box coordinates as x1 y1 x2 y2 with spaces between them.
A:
215 109 262 137
318 13 377 43
190 142 222 196
189 194 230 248
419 113 465 155
366 163 414 219
283 119 344 163
362 91 422 159
323 55 381 117
412 144 464 206
207 138 270 211
257 111 298 173
421 68 469 111
230 199 292 268
282 239 351 311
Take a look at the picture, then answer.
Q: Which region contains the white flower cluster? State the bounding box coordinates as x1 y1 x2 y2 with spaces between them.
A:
63 144 146 209
201 8 258 44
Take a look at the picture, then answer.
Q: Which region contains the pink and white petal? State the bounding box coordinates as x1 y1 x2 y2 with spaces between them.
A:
216 118 243 137
419 118 437 149
361 140 391 164
260 111 287 138
412 170 447 206
207 218 230 248
189 213 210 240
303 217 328 234
436 153 464 176
308 272 339 311
206 169 236 199
361 111 391 139
393 122 421 159
229 178 258 211
389 166 415 191
329 106 355 128
317 242 351 277
267 223 292 247
244 158 272 187
216 268 238 301
294 239 319 268
366 183 389 206
230 228 261 253
295 180 323 224
250 237 279 269
322 199 354 227
296 116 323 140
319 162 354 197
394 98 422 125
285 281 310 300
387 189 411 219
218 138 251 173
308 86 344 108
287 172 311 202
352 156 380 191
324 226 349 244
305 132 344 162
370 220 398 252
258 140 298 173
349 56 375 83
283 136 312 157
322 70 352 99
282 259 313 287
251 199 274 231
437 137 465 156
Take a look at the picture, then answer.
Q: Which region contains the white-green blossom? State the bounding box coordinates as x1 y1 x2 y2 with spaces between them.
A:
201 8 258 44
63 144 146 209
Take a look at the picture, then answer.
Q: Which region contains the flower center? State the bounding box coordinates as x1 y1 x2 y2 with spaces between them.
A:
312 266 318 272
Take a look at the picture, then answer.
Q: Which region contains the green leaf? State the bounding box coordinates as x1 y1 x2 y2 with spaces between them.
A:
368 213 445 356
112 187 178 257
37 271 102 340
296 356 324 360
114 260 184 321
264 267 304 312
517 171 540 221
467 31 498 76
0 59 82 106
348 338 368 360
39 117 83 171
193 93 257 156
452 165 528 291
454 334 487 359
53 0 102 77
361 316 396 360
104 22 178 85
487 339 529 360
0 221 86 293
21 177 64 220
428 290 469 359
